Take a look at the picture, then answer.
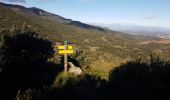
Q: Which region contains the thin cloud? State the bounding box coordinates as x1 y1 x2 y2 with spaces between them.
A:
144 15 157 20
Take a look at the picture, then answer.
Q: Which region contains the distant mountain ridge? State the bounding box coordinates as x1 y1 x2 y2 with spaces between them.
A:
0 2 105 31
91 23 170 39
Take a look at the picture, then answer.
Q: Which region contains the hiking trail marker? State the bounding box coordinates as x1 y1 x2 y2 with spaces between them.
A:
57 41 74 73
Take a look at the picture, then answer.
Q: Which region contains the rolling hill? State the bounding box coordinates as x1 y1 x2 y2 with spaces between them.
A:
0 2 139 51
1 2 170 100
0 2 170 78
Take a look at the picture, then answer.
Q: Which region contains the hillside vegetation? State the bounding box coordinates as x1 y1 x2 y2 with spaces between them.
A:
0 30 170 100
0 2 170 78
0 2 170 99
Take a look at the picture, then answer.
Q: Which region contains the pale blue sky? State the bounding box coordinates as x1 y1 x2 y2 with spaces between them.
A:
1 0 170 28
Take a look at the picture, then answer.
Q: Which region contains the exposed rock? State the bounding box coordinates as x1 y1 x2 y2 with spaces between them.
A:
68 62 83 75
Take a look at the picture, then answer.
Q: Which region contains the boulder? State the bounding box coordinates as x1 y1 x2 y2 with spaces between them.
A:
68 62 83 75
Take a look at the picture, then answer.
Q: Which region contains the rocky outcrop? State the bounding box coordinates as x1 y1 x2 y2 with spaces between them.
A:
68 62 83 75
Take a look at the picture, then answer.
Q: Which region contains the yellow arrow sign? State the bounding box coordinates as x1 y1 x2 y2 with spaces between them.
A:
58 46 65 49
58 46 73 50
68 46 73 49
59 50 74 54
57 45 74 54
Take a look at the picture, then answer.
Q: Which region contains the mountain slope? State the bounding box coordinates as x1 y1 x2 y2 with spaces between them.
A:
0 2 139 44
0 2 106 31
0 2 170 62
1 2 170 79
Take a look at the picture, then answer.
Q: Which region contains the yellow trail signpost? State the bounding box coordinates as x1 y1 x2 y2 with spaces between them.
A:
57 41 74 73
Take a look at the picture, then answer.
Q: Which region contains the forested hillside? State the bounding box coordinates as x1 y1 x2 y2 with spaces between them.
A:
0 2 170 100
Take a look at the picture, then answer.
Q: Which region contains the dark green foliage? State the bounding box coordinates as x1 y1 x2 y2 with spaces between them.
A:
1 31 52 64
0 30 62 100
17 74 107 100
49 74 105 100
14 55 170 100
108 56 170 100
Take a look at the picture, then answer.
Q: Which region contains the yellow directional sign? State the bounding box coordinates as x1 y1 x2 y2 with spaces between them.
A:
58 46 65 49
68 46 73 49
59 50 74 54
57 41 74 73
58 45 74 54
